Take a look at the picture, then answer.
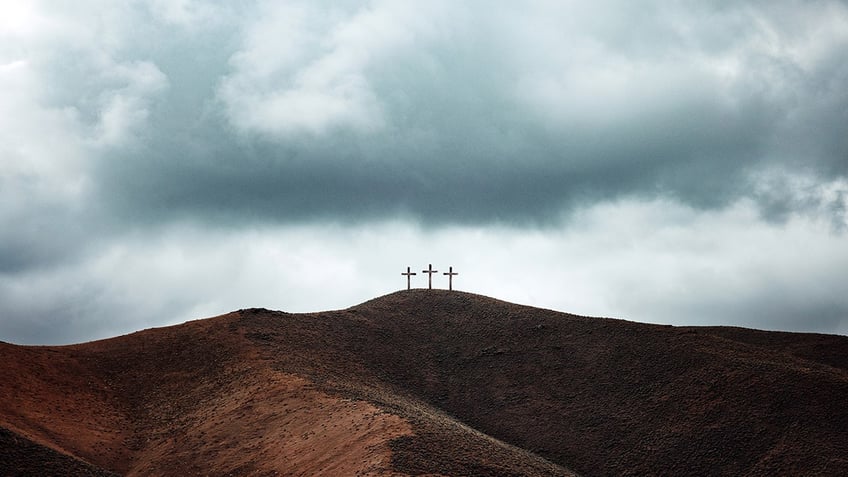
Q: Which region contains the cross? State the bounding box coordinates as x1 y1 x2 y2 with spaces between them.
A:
443 266 458 291
422 264 438 289
401 266 417 290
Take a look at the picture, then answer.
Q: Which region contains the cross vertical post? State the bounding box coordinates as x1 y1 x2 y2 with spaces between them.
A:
401 266 417 290
443 266 458 291
422 264 438 290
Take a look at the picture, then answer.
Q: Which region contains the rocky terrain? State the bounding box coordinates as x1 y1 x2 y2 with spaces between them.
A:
2 290 847 476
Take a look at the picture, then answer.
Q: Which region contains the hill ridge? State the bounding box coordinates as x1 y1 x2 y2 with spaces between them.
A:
2 291 848 476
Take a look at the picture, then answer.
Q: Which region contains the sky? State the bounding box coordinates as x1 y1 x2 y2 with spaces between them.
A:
2 0 847 344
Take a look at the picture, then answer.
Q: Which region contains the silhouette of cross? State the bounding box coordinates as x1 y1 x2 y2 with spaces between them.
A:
443 266 458 291
401 266 417 290
422 264 438 289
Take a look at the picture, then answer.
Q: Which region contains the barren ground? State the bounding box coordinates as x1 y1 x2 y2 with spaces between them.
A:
2 290 847 476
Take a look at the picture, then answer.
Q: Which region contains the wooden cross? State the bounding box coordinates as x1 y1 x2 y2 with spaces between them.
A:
422 264 438 289
401 266 417 290
443 266 458 291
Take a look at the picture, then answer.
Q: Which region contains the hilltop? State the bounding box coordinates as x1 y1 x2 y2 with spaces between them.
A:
2 290 847 476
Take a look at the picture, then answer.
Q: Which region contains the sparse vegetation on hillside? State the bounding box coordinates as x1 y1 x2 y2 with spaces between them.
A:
2 290 847 476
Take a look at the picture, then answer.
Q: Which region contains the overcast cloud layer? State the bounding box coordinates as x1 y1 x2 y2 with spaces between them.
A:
2 1 847 344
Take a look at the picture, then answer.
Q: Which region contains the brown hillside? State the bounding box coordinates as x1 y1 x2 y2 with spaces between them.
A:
2 290 848 476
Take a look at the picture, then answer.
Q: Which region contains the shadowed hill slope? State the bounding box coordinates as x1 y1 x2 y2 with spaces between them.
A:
2 289 848 476
242 290 848 476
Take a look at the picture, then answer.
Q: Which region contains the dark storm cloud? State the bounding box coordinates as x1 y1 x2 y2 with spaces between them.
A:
5 0 846 238
82 0 848 229
97 107 758 228
0 204 92 273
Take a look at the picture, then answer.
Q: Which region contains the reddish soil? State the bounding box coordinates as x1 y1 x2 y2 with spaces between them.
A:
2 290 847 476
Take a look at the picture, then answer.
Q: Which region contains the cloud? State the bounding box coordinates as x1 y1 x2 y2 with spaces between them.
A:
218 1 453 137
0 3 172 275
0 57 94 273
94 60 169 146
2 199 846 345
84 0 848 228
146 0 224 27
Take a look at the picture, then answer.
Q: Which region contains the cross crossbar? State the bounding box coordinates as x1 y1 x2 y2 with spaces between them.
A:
422 263 438 289
401 266 417 290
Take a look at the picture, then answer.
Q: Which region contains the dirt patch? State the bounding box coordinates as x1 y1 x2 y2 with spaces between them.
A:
0 426 120 477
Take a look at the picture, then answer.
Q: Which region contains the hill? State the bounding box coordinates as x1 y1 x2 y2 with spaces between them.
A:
2 290 847 476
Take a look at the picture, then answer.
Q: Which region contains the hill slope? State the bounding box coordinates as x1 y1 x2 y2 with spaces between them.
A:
2 290 847 476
